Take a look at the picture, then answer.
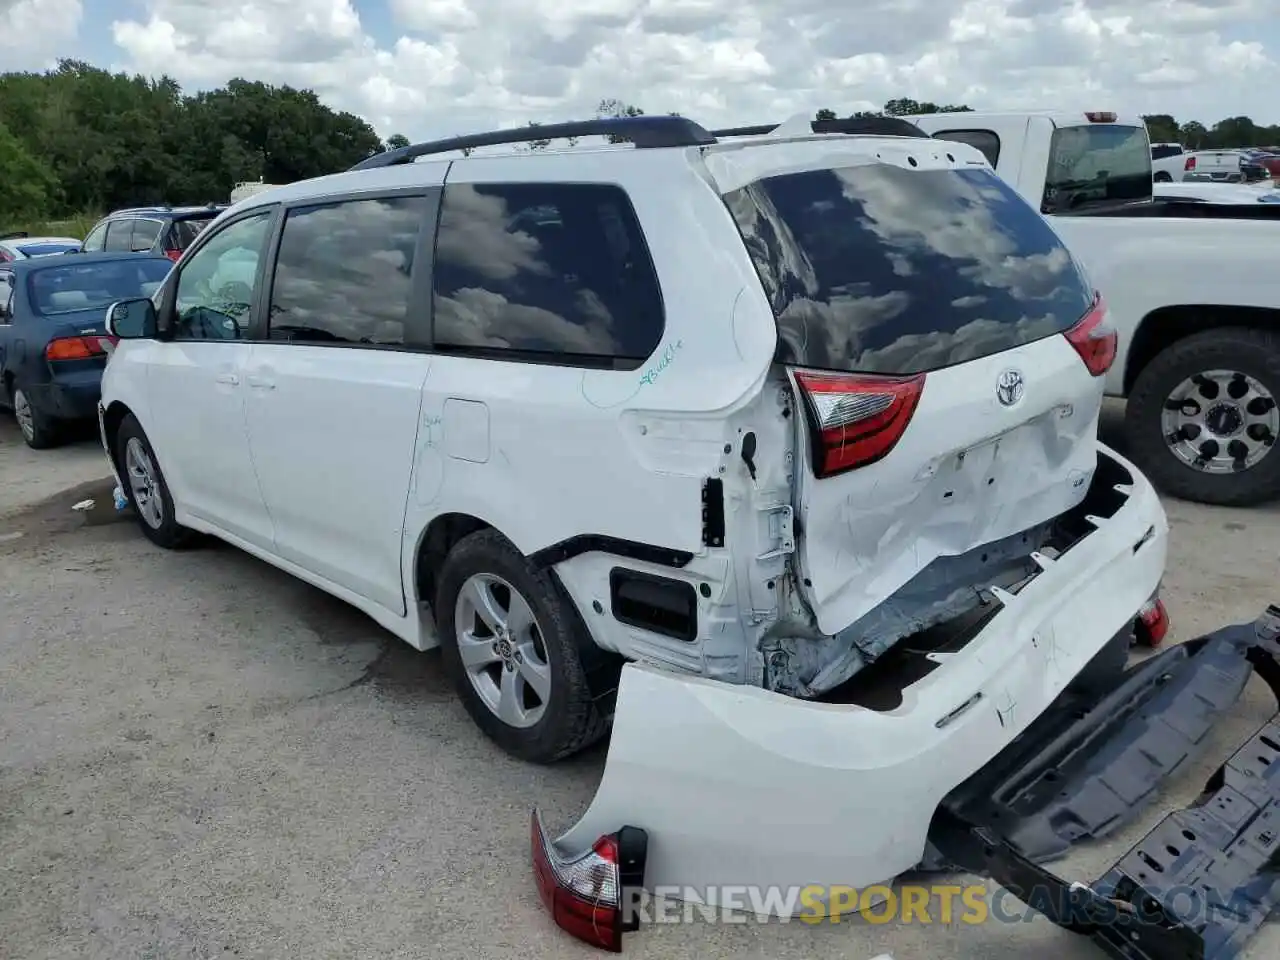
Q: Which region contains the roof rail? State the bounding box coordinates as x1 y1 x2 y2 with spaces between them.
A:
349 115 718 171
712 116 931 140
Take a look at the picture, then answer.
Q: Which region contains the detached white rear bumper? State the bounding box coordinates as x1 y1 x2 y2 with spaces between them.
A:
551 443 1168 899
534 446 1280 958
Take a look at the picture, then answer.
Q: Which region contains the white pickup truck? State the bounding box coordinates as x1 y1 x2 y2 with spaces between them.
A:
908 110 1280 506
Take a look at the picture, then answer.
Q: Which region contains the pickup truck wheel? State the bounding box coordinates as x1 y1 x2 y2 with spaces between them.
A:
435 529 610 764
1125 328 1280 506
1153 172 1173 183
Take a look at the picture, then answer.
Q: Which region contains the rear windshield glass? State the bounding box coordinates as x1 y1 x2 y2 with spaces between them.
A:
170 217 215 250
723 164 1095 376
28 259 173 316
1042 123 1152 213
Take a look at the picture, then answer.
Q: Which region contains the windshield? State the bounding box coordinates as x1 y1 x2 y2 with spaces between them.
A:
723 164 1094 376
1042 123 1153 213
28 259 172 316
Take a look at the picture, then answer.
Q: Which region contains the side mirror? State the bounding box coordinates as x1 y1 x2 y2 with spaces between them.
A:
106 298 157 339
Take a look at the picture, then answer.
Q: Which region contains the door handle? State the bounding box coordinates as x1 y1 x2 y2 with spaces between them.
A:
215 373 239 385
246 376 276 390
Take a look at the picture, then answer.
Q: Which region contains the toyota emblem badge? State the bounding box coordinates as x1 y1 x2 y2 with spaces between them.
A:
996 369 1025 407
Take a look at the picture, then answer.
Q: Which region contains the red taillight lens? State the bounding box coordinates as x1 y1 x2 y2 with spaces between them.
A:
531 810 647 952
1184 156 1196 171
164 248 182 262
793 370 925 478
1136 597 1170 648
45 335 116 361
1064 294 1117 377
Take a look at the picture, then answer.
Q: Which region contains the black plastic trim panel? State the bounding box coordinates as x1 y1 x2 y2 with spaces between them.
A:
930 605 1280 960
529 535 693 570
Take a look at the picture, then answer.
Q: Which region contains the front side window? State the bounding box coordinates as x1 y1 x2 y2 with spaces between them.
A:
26 259 174 316
265 196 427 346
723 163 1095 377
172 212 272 341
432 182 665 367
1042 123 1153 213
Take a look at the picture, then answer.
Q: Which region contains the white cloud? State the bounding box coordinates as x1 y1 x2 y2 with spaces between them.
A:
99 0 1280 140
0 0 83 72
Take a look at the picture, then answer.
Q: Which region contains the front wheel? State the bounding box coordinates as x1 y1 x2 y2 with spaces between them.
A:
114 413 195 548
1125 327 1280 506
435 529 611 763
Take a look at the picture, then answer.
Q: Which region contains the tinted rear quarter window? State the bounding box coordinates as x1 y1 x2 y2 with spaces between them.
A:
723 163 1094 376
266 195 427 346
1042 123 1153 213
932 129 1001 167
432 182 664 368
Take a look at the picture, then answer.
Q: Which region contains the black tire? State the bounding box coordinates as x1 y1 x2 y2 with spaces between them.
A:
114 413 195 549
435 529 611 763
1125 327 1280 506
11 383 64 449
1153 172 1173 183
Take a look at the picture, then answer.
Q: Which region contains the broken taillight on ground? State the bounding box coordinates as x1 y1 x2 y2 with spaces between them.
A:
793 370 926 478
531 809 647 953
1134 597 1170 648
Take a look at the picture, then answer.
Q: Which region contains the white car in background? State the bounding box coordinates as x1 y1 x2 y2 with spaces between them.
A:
0 232 82 262
1154 181 1280 204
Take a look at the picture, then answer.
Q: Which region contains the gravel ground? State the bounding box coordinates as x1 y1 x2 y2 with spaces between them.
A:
2 401 1279 960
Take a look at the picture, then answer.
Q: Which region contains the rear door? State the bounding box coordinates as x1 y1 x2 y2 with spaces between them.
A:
240 189 437 615
715 141 1110 634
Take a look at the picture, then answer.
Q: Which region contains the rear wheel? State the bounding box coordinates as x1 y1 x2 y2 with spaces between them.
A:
12 384 62 449
1153 172 1173 183
1125 327 1280 506
435 529 611 763
115 413 195 548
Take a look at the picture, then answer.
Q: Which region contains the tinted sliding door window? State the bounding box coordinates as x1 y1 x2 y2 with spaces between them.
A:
432 182 665 368
266 196 428 346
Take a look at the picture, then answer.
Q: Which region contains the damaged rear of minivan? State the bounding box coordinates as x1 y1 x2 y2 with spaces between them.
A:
533 132 1280 958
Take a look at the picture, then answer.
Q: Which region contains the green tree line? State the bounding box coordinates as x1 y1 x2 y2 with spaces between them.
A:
0 60 391 221
5 60 1279 225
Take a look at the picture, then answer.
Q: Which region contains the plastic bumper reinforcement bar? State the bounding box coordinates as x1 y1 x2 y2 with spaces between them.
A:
929 604 1280 960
